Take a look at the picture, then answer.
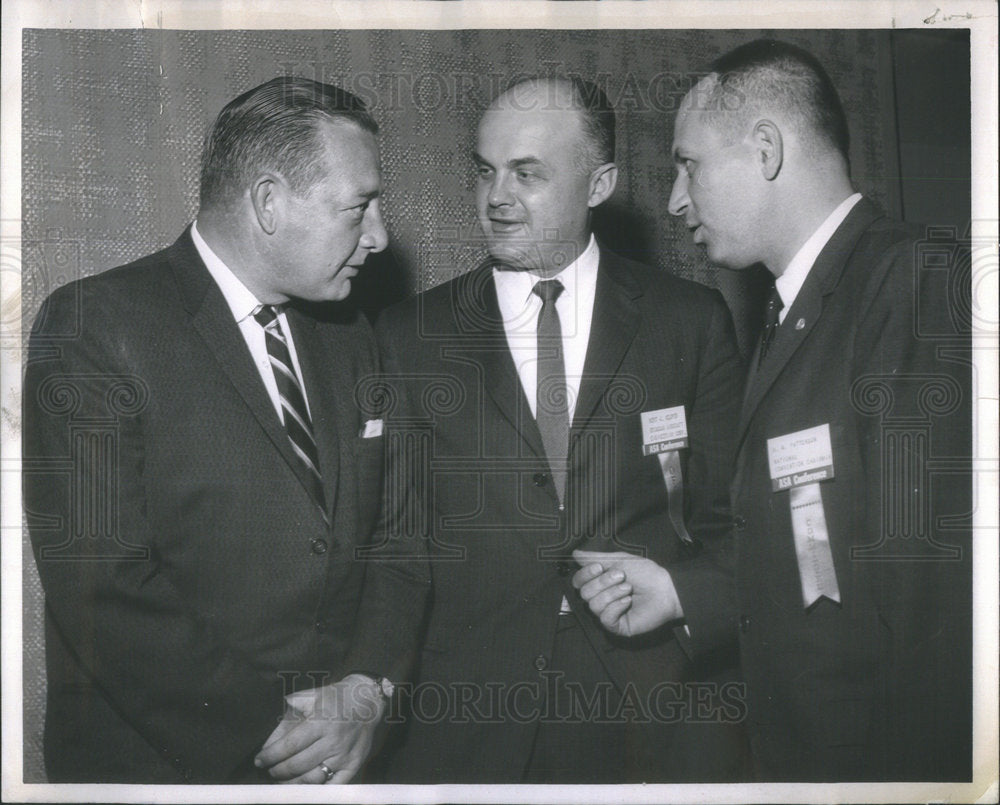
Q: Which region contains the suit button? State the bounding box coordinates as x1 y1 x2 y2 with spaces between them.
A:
734 516 747 531
310 538 328 555
314 620 326 633
556 561 572 577
533 473 549 487
534 654 548 671
739 615 751 633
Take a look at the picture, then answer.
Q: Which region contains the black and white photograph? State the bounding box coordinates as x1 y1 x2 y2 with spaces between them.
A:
2 1 996 803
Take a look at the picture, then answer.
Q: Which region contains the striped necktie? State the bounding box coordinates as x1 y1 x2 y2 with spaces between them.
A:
253 305 327 520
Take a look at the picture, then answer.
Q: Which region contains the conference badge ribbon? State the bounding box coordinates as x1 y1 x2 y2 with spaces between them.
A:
641 405 693 546
767 423 841 607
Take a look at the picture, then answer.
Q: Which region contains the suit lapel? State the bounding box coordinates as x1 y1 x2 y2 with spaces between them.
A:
168 228 331 520
572 251 642 434
469 251 643 458
460 266 547 460
737 198 883 447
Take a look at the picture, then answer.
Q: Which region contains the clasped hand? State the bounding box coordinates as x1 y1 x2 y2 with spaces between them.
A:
254 674 384 783
571 550 684 636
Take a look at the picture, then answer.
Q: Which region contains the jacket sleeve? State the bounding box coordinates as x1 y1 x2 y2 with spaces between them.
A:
668 290 744 659
23 284 286 782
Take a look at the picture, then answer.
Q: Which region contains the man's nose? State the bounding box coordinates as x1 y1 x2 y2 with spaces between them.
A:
361 201 388 253
667 172 689 218
487 172 514 208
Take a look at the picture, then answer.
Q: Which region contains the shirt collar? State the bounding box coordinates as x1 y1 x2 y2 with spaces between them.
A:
492 233 599 313
775 193 863 315
191 220 264 324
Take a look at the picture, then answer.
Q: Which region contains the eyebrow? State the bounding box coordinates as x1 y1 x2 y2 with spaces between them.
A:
509 157 545 169
341 188 380 208
472 152 546 170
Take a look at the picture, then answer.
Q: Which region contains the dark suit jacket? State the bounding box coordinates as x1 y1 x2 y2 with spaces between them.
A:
346 248 746 782
23 228 385 783
711 199 972 780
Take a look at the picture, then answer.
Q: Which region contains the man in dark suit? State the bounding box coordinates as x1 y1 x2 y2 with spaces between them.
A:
338 76 747 783
23 77 392 784
574 40 972 781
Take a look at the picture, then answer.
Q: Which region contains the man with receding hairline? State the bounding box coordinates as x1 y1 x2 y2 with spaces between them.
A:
24 77 391 784
574 40 972 781
343 75 749 783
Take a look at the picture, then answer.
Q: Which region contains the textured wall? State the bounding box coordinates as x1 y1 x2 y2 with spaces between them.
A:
20 28 896 781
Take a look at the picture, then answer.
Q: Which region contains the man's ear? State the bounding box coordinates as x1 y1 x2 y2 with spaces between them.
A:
752 120 783 181
250 174 280 235
587 163 619 208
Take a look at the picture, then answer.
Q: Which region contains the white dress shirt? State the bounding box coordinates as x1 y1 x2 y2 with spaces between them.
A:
493 234 600 424
190 220 312 422
775 193 863 322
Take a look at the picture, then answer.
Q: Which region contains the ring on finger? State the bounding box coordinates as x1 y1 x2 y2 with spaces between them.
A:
319 762 335 782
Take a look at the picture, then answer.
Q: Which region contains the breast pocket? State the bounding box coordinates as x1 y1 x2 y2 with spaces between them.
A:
354 434 385 538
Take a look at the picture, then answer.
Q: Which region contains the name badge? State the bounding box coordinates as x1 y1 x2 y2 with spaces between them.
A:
767 423 835 492
641 406 694 546
766 423 841 607
641 405 689 456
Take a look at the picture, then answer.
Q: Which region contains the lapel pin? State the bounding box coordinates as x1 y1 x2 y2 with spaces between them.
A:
795 318 806 330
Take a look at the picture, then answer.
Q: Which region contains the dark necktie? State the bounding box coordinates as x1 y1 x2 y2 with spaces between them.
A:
533 279 569 504
253 305 327 520
758 284 784 366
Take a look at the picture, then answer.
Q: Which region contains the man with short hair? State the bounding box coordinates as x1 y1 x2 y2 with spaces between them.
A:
574 40 972 781
337 76 748 783
24 77 390 784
